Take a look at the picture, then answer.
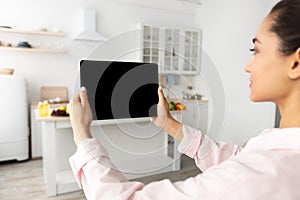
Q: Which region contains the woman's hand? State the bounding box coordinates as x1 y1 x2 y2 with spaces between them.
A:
68 87 93 146
151 87 173 129
151 87 183 141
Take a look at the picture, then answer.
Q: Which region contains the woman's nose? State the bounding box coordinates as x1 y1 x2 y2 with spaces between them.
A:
244 57 253 73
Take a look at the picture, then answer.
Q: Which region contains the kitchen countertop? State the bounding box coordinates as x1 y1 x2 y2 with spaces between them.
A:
36 110 184 122
33 100 204 122
36 116 70 122
31 102 68 109
167 98 208 103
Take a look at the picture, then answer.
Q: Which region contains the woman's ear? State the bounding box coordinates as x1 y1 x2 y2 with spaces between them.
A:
288 48 300 80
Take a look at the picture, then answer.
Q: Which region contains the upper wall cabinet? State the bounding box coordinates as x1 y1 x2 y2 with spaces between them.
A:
138 23 202 75
0 27 66 54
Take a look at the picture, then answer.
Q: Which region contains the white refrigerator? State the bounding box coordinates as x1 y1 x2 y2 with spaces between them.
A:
0 75 29 161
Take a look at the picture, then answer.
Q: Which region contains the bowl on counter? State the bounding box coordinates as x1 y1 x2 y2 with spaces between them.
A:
17 41 32 48
0 68 14 75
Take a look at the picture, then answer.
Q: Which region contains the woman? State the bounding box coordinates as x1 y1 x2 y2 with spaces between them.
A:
68 0 300 199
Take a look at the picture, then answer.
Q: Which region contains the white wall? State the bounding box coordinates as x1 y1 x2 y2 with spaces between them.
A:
195 0 279 145
0 0 196 102
1 0 281 146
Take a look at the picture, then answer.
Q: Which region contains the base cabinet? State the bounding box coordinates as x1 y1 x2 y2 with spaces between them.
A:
182 100 208 134
38 116 181 196
30 107 43 158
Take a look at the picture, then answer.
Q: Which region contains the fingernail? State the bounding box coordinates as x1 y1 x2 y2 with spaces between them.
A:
150 118 153 122
80 86 86 91
159 86 162 90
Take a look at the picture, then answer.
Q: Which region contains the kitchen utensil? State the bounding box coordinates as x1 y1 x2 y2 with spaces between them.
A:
0 26 12 29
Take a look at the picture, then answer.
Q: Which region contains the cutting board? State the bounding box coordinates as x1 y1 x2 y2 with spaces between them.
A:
40 86 68 101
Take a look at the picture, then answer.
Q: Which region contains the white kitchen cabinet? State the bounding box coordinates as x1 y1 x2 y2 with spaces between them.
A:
30 103 66 158
30 106 43 158
37 112 182 196
182 100 208 133
138 23 202 75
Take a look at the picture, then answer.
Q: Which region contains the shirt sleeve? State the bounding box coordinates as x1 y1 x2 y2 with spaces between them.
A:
69 138 144 199
69 138 281 200
177 125 242 171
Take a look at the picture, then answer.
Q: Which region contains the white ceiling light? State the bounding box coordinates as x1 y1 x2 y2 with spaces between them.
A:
75 9 106 42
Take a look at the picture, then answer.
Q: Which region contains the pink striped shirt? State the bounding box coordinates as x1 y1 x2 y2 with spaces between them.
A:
69 125 300 199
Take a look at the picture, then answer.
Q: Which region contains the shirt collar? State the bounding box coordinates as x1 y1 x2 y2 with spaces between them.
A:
243 128 300 152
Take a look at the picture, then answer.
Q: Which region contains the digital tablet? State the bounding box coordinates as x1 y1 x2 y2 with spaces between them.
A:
80 60 159 120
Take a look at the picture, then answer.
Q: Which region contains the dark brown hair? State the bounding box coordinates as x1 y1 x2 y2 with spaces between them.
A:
269 0 300 55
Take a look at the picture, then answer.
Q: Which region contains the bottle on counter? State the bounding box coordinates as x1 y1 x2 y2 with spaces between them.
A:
37 100 50 117
37 102 44 117
43 100 50 116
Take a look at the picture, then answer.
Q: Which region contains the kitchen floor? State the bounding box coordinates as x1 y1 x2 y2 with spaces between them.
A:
0 155 201 200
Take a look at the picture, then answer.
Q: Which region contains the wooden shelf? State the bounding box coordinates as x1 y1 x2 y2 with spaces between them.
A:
0 28 64 37
0 46 66 54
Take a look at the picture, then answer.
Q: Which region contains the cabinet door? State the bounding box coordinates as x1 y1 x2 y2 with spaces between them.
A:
162 28 180 72
182 101 208 133
139 23 201 75
31 108 43 158
182 31 201 73
142 26 160 64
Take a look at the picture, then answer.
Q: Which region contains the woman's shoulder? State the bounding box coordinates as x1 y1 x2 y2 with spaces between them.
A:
242 127 300 152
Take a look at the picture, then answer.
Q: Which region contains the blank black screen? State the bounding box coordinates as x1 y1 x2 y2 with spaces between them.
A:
80 60 159 120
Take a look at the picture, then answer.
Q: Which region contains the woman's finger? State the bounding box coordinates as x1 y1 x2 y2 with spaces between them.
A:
79 86 88 106
158 86 166 105
73 92 81 103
